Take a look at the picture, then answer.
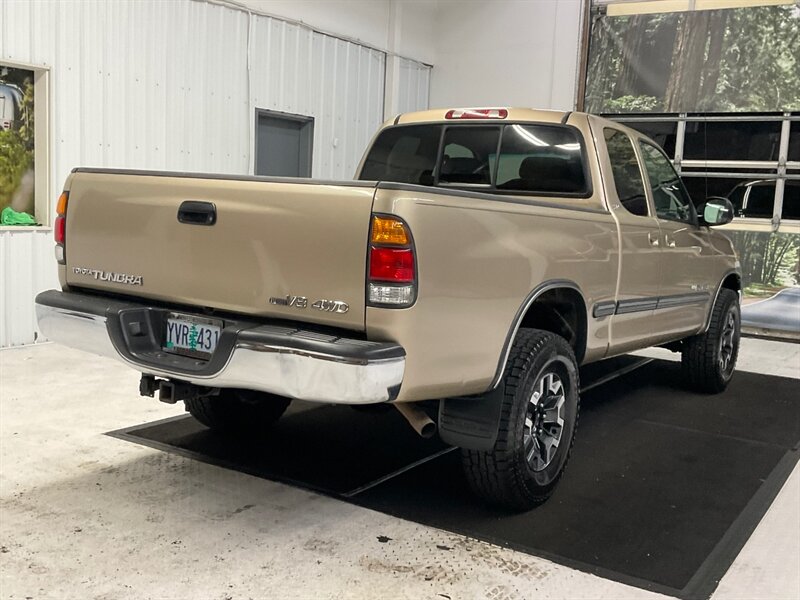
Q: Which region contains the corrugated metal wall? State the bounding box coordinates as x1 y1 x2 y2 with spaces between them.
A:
396 58 431 115
0 230 59 348
1 0 387 187
0 0 429 347
249 17 386 179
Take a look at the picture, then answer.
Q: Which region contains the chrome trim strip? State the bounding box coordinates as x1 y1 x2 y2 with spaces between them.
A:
615 298 659 314
592 291 713 319
592 301 617 318
36 303 404 404
656 292 710 309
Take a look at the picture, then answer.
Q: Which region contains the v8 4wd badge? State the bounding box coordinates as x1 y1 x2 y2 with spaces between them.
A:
269 295 349 314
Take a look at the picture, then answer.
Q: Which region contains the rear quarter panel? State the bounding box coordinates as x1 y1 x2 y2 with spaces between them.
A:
368 187 619 402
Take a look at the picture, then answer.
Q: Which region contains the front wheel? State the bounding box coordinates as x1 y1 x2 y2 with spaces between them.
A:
681 288 740 393
185 388 291 435
461 329 580 511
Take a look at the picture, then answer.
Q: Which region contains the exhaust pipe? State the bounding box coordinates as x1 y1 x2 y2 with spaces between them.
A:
395 403 436 438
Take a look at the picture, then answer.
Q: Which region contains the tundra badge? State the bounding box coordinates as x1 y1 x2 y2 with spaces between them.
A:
72 267 143 286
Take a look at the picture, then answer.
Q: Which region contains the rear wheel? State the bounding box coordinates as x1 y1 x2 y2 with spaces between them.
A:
461 329 580 511
681 288 740 393
185 388 291 435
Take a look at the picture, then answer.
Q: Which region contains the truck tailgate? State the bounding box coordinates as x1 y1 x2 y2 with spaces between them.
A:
64 171 376 331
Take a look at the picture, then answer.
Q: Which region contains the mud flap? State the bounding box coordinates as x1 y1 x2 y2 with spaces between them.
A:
438 386 503 451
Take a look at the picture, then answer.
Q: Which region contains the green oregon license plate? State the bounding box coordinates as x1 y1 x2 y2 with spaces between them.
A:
163 313 222 359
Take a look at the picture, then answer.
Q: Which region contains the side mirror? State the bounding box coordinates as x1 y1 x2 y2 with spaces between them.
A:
698 197 734 226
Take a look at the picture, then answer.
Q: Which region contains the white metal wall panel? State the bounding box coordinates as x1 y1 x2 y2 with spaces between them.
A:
397 58 431 114
249 17 385 178
0 230 59 348
0 0 391 347
0 0 387 202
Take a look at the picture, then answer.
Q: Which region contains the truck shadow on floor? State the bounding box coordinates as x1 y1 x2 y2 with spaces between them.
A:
109 357 800 600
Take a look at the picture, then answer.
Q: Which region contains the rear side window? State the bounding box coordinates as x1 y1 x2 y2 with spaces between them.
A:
359 123 589 197
359 125 441 185
603 129 649 217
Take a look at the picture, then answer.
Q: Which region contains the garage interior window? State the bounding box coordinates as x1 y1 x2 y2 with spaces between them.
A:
0 64 48 226
581 0 799 325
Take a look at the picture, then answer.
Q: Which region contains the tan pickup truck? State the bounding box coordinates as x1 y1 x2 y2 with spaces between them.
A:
36 108 741 510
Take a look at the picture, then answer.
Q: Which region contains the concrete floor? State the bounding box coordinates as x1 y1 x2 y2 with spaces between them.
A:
1 339 798 600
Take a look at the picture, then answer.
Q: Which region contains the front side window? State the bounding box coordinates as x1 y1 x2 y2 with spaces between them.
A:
359 123 589 197
639 142 696 224
603 128 648 217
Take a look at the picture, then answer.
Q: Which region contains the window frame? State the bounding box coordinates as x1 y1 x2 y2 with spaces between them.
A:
358 121 594 200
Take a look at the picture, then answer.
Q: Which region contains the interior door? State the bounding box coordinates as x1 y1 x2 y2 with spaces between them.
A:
255 111 314 177
638 141 714 338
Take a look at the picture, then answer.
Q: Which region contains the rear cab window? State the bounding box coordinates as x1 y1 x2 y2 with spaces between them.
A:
359 122 590 198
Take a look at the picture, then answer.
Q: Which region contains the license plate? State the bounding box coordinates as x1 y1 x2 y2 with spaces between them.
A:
163 313 222 359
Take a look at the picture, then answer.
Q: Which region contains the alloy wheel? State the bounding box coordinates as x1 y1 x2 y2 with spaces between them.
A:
718 307 738 375
524 371 566 472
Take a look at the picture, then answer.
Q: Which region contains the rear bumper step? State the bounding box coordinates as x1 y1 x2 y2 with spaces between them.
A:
35 290 405 404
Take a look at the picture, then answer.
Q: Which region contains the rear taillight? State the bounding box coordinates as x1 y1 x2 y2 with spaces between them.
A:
368 215 416 307
54 192 68 263
370 247 414 282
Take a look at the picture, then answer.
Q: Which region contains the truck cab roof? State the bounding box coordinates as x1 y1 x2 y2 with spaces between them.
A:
391 107 571 127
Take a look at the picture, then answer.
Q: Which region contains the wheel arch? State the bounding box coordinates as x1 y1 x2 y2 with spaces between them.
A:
489 280 588 391
703 270 742 332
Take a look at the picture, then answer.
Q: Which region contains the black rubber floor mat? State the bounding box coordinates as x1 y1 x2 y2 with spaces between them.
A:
110 401 447 495
110 359 800 599
353 362 800 598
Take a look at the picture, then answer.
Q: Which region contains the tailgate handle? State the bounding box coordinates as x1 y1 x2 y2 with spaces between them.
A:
178 201 216 226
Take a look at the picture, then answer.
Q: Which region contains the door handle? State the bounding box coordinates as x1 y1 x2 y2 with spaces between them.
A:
665 235 676 248
648 232 659 247
178 201 217 225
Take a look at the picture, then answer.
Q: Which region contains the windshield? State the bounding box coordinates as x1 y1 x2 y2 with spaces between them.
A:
359 123 589 197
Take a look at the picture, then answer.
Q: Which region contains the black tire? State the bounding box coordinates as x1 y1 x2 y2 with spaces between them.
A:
681 288 741 393
461 329 580 511
185 388 291 435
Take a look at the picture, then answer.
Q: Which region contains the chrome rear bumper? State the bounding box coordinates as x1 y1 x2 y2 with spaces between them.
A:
35 290 404 404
